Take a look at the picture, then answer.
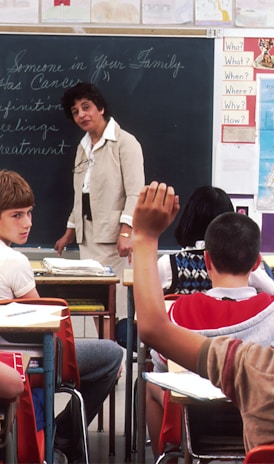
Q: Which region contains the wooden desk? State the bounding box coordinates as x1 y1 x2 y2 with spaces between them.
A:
0 313 61 464
35 274 119 339
34 273 119 455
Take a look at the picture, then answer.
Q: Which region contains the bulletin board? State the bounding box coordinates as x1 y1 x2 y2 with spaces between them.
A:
213 29 274 252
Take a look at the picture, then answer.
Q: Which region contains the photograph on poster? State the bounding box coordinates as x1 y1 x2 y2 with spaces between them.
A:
230 197 262 229
236 206 249 215
256 74 274 211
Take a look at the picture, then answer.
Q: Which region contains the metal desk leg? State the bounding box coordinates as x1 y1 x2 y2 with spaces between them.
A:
109 284 116 456
125 287 134 461
43 333 55 464
137 338 146 464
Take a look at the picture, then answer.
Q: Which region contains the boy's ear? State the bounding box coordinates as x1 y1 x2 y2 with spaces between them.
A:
204 250 212 271
251 253 262 271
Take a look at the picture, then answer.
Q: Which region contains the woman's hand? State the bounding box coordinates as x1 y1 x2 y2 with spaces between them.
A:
54 228 76 256
117 235 132 263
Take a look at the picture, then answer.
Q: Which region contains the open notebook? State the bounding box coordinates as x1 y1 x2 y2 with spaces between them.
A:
0 302 64 328
143 370 227 401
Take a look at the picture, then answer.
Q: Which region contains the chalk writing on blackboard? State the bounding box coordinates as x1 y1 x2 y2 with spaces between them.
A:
0 34 213 247
92 48 184 82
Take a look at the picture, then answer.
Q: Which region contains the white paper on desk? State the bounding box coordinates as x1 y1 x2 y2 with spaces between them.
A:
143 371 226 401
0 302 66 327
43 257 109 276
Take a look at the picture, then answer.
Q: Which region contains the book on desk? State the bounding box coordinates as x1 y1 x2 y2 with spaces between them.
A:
66 299 105 312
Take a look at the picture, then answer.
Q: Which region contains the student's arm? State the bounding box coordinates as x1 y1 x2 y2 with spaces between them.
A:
133 182 206 373
0 362 24 399
21 287 40 299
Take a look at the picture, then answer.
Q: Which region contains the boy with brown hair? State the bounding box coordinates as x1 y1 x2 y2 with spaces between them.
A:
0 169 123 463
0 169 39 299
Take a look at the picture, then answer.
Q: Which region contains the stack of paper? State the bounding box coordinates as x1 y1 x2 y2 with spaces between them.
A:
143 370 227 401
43 258 106 276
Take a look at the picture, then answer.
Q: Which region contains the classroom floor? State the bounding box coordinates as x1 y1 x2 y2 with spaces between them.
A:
55 349 156 464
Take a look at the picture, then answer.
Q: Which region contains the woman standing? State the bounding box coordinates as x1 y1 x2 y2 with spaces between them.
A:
54 82 145 318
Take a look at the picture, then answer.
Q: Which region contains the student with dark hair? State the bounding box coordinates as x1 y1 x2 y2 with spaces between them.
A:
148 185 274 458
174 185 234 248
158 185 234 295
54 81 145 318
158 185 274 295
133 182 274 457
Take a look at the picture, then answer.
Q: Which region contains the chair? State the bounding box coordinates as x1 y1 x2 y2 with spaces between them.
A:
157 300 274 464
0 400 18 464
156 295 183 463
54 300 89 464
244 444 274 463
0 299 49 464
183 400 245 464
0 298 89 464
155 390 183 464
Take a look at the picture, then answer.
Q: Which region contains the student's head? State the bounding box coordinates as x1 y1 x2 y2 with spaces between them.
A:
205 212 261 275
0 170 34 246
61 81 111 122
0 170 34 213
175 186 234 247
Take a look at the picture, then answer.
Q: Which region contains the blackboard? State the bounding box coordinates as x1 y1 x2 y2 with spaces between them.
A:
0 33 214 249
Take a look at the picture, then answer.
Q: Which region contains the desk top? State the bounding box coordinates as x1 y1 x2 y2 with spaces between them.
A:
0 304 62 332
35 274 120 285
0 322 61 333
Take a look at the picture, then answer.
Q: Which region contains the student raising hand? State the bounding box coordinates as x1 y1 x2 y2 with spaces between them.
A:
133 182 180 240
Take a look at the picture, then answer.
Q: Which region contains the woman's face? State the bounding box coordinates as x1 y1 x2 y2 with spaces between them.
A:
70 98 105 134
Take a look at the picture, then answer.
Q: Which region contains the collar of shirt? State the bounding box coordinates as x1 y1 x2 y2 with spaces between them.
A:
80 118 116 193
207 286 257 300
80 132 92 157
80 117 116 156
0 240 8 249
184 240 205 251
